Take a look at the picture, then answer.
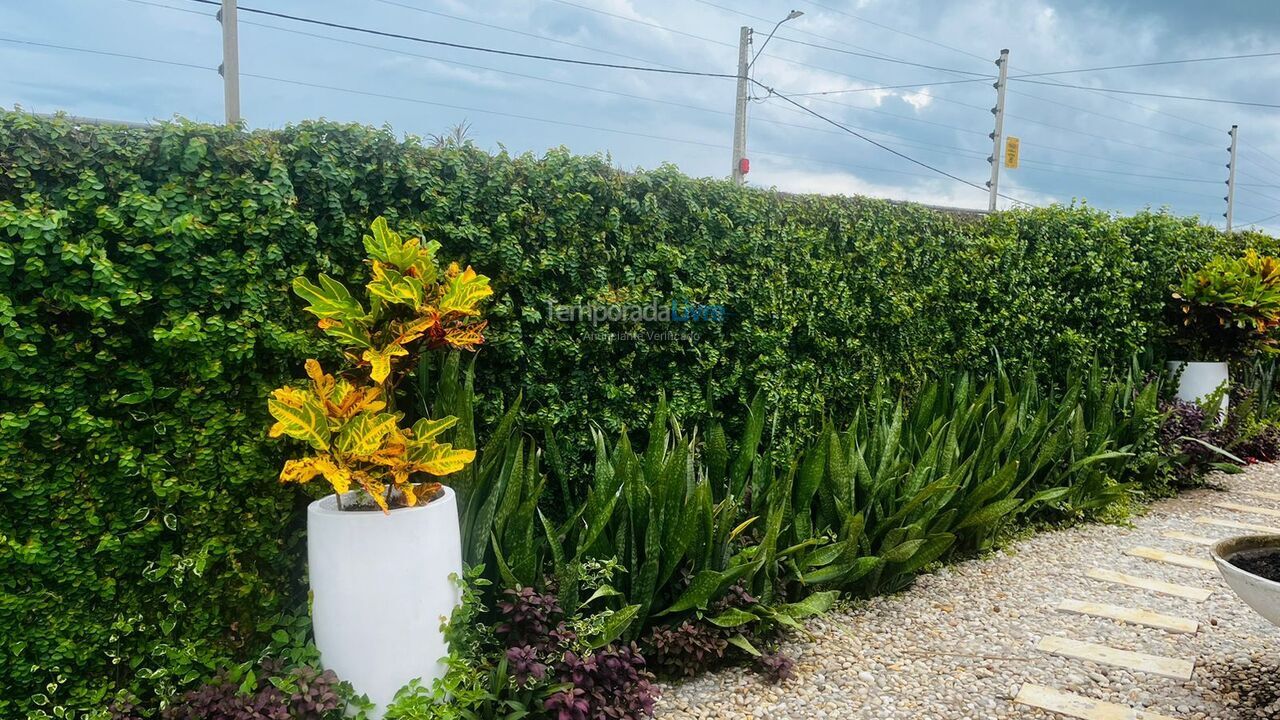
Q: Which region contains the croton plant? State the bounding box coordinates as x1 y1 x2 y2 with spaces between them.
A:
1171 249 1280 360
267 217 493 512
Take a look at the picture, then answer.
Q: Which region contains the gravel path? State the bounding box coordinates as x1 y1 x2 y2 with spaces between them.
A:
656 464 1280 719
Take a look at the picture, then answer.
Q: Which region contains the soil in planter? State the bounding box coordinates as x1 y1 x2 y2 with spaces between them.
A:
1229 550 1280 583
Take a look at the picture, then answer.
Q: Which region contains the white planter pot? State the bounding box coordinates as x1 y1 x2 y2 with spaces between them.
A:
308 487 462 718
1166 360 1229 418
1212 535 1280 628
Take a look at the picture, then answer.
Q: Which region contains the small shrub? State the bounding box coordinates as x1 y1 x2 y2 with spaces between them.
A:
756 652 796 684
495 587 576 653
643 620 728 678
549 644 657 720
160 663 343 720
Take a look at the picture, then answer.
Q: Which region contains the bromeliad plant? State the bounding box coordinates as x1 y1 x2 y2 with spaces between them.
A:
267 217 493 512
1170 250 1280 360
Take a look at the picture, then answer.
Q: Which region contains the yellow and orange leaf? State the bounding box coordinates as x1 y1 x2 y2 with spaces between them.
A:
411 416 459 442
443 323 486 350
408 440 476 477
334 412 399 457
438 265 493 316
267 393 331 451
362 344 408 384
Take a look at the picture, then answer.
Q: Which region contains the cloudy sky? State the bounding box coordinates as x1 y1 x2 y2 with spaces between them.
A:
4 0 1280 231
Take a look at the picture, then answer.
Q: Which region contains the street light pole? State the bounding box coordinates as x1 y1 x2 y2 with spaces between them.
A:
731 10 803 184
731 25 751 184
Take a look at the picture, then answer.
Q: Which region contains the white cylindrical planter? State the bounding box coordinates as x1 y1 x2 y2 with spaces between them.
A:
1166 360 1229 418
308 487 462 718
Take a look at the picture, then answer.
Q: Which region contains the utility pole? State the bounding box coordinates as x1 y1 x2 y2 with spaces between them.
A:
1225 124 1239 231
731 25 751 184
219 0 241 125
985 49 1010 212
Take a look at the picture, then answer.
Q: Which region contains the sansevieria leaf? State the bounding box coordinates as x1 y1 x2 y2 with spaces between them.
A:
268 392 330 451
707 608 758 628
293 274 364 320
439 265 493 315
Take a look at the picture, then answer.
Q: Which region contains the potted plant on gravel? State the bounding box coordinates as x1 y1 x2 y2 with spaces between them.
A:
1212 535 1280 629
267 216 492 717
1167 249 1280 417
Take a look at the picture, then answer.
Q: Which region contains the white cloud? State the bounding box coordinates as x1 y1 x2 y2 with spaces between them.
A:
900 92 933 111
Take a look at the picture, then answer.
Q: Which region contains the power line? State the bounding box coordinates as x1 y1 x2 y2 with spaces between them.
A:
242 71 732 149
242 70 963 186
1012 77 1280 109
178 0 738 80
0 36 215 72
107 0 1005 175
797 0 985 63
368 0 692 70
1006 51 1280 80
230 3 1008 188
792 0 1244 143
686 0 1261 202
36 0 1267 218
1243 211 1280 228
772 35 993 77
121 0 212 17
0 26 991 191
690 0 899 62
539 0 734 49
1013 164 1251 205
539 0 1001 121
698 0 1252 183
226 10 994 171
784 77 994 97
233 17 724 116
751 79 1032 207
1236 184 1280 207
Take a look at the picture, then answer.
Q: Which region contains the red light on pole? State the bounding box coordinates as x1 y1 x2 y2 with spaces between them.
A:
739 157 750 175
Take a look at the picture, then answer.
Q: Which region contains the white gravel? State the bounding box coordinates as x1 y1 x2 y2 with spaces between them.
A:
655 464 1280 719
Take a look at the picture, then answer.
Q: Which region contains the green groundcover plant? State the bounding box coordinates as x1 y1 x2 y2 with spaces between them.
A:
2 110 1279 718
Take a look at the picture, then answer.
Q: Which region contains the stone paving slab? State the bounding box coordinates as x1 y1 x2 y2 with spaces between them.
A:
1013 683 1178 720
655 464 1280 719
1054 599 1198 634
1082 568 1212 602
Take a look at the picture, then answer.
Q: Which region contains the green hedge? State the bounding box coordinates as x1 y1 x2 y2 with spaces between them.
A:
0 111 1272 716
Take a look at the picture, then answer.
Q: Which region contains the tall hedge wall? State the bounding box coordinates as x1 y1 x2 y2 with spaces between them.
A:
0 111 1272 715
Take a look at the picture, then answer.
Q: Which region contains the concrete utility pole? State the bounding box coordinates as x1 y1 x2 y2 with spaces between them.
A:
1225 124 1239 231
730 11 802 184
219 0 241 125
986 48 1010 212
731 25 751 184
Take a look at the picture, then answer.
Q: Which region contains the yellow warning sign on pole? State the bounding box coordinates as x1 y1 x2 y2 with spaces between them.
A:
1003 136 1020 169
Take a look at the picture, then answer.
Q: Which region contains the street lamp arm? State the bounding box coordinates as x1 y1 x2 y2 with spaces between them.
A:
749 9 803 68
